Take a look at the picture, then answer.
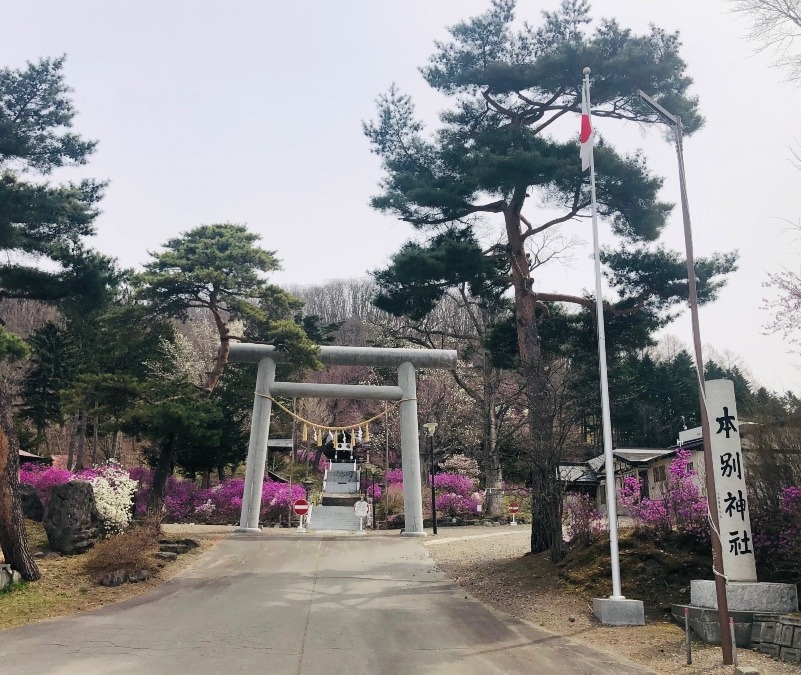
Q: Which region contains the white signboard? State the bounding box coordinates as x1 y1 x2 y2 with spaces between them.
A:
354 500 370 518
706 379 757 582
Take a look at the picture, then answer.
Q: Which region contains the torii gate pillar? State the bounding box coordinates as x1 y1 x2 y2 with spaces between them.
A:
229 344 457 536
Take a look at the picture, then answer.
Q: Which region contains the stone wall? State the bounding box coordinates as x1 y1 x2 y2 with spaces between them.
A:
750 614 801 664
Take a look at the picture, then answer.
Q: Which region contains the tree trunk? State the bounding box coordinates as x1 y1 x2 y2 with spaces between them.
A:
483 361 505 517
203 303 230 396
202 469 211 489
147 436 176 517
313 446 325 472
66 412 78 471
110 430 118 460
217 466 226 482
91 414 98 465
504 206 563 560
0 390 41 581
74 411 87 471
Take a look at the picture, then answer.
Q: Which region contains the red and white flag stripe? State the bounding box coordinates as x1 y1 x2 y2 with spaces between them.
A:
580 80 593 172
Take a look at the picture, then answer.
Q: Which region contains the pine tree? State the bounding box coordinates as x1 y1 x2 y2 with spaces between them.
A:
0 57 109 580
365 1 736 558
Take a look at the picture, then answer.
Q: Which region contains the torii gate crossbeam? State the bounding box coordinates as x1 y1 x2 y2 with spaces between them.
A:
229 344 457 536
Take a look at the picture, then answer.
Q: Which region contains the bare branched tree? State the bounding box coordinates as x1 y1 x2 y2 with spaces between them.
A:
729 0 801 81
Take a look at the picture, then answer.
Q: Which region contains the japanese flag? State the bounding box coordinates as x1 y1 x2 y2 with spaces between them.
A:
580 81 593 172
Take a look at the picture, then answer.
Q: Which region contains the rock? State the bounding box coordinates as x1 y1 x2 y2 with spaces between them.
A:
19 483 44 521
159 543 189 554
42 481 101 555
159 538 200 549
33 551 45 558
0 564 12 590
100 570 129 587
128 570 151 583
11 570 22 584
154 552 178 562
568 616 576 623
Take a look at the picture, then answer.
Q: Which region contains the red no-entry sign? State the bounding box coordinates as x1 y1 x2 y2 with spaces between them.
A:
293 499 310 516
508 502 520 514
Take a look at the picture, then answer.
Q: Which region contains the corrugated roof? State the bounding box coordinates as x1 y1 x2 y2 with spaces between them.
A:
587 448 675 472
613 448 675 464
19 450 44 458
558 463 598 484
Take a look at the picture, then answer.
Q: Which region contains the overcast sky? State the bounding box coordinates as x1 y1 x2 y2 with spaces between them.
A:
4 1 800 392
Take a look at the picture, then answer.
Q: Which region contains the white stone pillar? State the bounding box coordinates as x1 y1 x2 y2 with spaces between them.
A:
398 361 425 536
237 357 275 531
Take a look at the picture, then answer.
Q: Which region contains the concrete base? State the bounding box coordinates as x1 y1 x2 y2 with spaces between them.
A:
401 531 428 537
691 580 798 613
235 527 262 533
671 605 758 646
592 597 645 626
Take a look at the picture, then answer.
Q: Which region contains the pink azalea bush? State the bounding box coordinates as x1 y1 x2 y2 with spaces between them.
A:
366 483 382 501
617 450 708 542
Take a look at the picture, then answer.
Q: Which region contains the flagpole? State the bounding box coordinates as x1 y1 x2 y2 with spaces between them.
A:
584 67 624 601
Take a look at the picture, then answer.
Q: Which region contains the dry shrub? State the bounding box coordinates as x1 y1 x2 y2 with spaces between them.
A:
82 524 160 577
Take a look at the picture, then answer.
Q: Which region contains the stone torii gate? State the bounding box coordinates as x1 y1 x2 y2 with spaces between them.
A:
230 343 457 536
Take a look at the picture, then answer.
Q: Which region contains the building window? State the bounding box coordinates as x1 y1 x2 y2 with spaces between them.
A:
653 465 667 483
686 462 694 474
599 489 606 505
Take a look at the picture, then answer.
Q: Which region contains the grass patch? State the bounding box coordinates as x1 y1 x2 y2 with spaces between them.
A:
0 519 221 631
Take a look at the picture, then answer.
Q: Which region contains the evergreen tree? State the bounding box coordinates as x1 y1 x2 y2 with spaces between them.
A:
138 225 321 514
19 322 77 451
0 56 108 580
365 1 736 558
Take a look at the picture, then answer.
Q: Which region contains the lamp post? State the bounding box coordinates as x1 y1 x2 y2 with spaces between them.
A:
423 422 438 534
371 470 376 529
637 89 732 665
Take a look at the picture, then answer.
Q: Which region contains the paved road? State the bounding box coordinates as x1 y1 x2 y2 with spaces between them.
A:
0 531 651 674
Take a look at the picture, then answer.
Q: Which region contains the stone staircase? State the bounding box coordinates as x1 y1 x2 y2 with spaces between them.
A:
309 461 363 532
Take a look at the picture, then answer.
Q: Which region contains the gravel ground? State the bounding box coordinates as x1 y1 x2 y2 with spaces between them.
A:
423 526 799 675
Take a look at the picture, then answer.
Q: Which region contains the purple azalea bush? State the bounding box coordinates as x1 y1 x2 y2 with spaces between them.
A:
19 464 74 506
751 486 801 570
20 462 304 525
385 468 404 485
430 472 474 496
366 484 382 501
564 494 605 546
434 492 482 518
617 450 708 541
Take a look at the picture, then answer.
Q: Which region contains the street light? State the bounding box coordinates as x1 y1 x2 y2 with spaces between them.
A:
422 422 438 535
636 89 733 665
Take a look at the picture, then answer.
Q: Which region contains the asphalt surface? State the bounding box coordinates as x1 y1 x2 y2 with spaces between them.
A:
0 531 651 674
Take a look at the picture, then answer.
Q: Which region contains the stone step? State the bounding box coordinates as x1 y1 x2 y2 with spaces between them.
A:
309 505 363 531
322 494 361 506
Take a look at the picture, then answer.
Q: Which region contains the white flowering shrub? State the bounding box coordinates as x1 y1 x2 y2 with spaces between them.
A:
193 499 216 519
440 454 481 481
79 461 139 536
